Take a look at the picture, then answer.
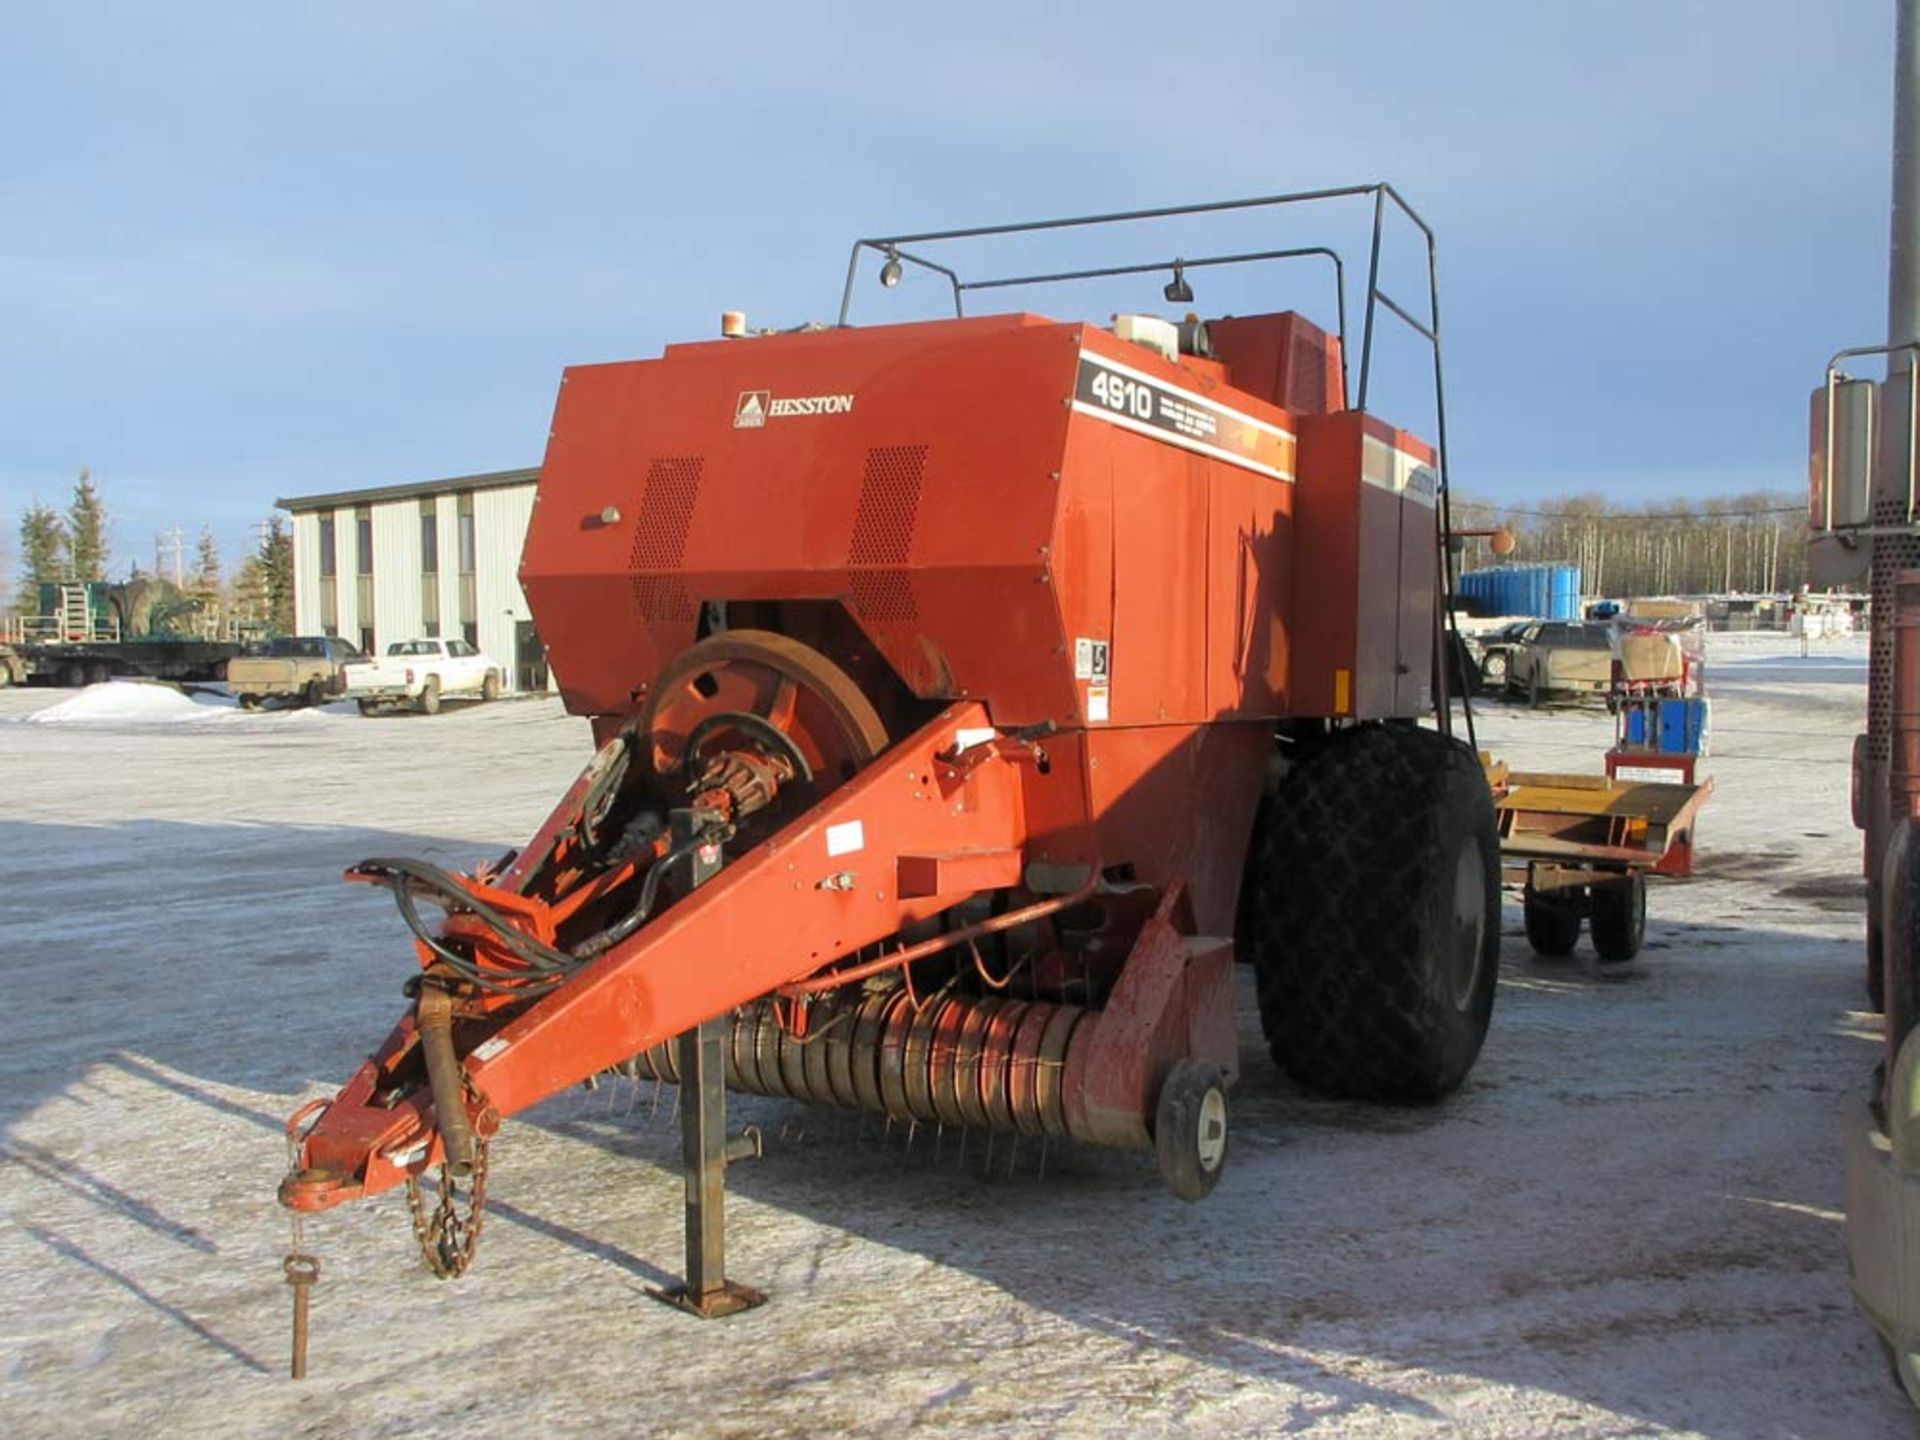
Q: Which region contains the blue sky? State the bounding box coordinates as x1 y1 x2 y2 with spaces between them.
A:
0 3 1896 576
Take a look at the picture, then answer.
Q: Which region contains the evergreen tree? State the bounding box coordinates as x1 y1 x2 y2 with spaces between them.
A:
16 503 68 612
193 525 222 598
232 553 267 625
261 515 294 633
66 470 108 582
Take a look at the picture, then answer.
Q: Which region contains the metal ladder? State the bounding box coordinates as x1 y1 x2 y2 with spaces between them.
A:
58 585 92 641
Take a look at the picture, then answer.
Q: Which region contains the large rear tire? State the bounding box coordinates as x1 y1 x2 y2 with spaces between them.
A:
417 677 441 715
1240 724 1501 1101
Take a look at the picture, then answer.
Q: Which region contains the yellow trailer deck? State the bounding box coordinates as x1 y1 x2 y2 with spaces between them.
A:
1484 760 1712 962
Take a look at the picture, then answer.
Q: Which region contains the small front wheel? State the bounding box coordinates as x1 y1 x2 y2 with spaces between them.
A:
1155 1058 1229 1202
1590 873 1647 963
1524 885 1582 957
481 669 501 702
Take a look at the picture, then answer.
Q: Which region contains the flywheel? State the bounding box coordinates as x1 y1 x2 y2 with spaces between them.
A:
636 630 891 804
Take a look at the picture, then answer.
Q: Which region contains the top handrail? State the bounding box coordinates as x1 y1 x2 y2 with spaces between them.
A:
835 181 1468 741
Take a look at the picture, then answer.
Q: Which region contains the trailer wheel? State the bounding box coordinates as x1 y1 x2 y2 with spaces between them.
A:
417 677 441 715
1154 1057 1228 1201
1523 885 1582 957
1589 873 1646 963
1242 723 1500 1101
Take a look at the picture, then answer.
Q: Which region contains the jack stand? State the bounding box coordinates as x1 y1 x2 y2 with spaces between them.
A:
284 1252 319 1378
647 1015 767 1318
649 813 766 1319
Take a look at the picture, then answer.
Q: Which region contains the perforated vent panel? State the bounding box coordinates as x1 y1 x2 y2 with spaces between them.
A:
848 445 927 622
1870 504 1920 762
628 456 703 622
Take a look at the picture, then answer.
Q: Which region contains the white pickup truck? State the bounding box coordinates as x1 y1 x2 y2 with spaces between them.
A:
342 637 502 715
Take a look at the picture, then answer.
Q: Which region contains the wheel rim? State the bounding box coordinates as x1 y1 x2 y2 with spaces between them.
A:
638 631 889 798
1195 1087 1228 1172
1448 838 1488 1011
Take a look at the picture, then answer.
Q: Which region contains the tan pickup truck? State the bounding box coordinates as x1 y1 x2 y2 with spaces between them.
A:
1504 621 1614 705
228 635 364 709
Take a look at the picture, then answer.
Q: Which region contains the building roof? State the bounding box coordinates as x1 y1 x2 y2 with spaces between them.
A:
275 466 539 514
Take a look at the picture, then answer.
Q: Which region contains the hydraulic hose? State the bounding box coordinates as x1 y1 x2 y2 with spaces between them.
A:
416 982 476 1177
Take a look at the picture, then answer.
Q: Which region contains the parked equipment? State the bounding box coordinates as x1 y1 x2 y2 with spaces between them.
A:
1813 0 1920 1405
228 635 364 709
343 636 503 715
1504 621 1614 705
279 187 1503 1349
0 580 241 685
1491 762 1711 963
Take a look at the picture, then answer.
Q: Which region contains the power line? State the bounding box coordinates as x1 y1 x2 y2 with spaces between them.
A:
1460 504 1803 521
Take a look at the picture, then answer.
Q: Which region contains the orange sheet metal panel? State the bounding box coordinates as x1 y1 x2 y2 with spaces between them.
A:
524 315 1079 725
1205 312 1345 416
1291 411 1438 719
1067 327 1298 730
1082 720 1272 935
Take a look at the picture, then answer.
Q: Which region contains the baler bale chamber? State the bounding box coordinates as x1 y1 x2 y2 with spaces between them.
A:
280 186 1502 1319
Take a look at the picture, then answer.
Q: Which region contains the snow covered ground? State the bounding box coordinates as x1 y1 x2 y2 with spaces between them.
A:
0 635 1908 1438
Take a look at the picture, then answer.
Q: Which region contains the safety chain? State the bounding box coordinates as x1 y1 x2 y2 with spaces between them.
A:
404 1131 491 1278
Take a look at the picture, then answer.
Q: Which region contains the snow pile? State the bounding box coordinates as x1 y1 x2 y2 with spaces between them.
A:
22 681 232 725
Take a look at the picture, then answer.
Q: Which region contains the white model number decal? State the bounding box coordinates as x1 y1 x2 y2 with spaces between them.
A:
1071 352 1295 481
1088 370 1156 421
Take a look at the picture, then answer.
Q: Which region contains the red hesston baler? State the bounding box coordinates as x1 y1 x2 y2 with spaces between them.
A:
281 188 1501 1319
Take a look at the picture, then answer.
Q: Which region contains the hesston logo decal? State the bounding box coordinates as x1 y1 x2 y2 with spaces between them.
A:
733 389 855 428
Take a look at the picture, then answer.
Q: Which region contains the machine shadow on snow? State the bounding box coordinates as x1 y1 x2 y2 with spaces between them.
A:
2 810 1881 1435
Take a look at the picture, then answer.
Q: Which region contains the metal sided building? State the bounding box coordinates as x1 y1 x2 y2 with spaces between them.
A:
276 467 549 692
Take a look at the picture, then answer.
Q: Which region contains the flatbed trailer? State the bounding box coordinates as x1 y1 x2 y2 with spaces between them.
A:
9 638 242 687
1487 761 1712 962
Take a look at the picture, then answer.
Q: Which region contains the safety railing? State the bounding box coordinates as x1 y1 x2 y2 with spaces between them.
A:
835 182 1467 738
3 611 121 646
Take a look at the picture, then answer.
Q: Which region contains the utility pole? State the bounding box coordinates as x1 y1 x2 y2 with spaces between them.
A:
152 526 186 586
